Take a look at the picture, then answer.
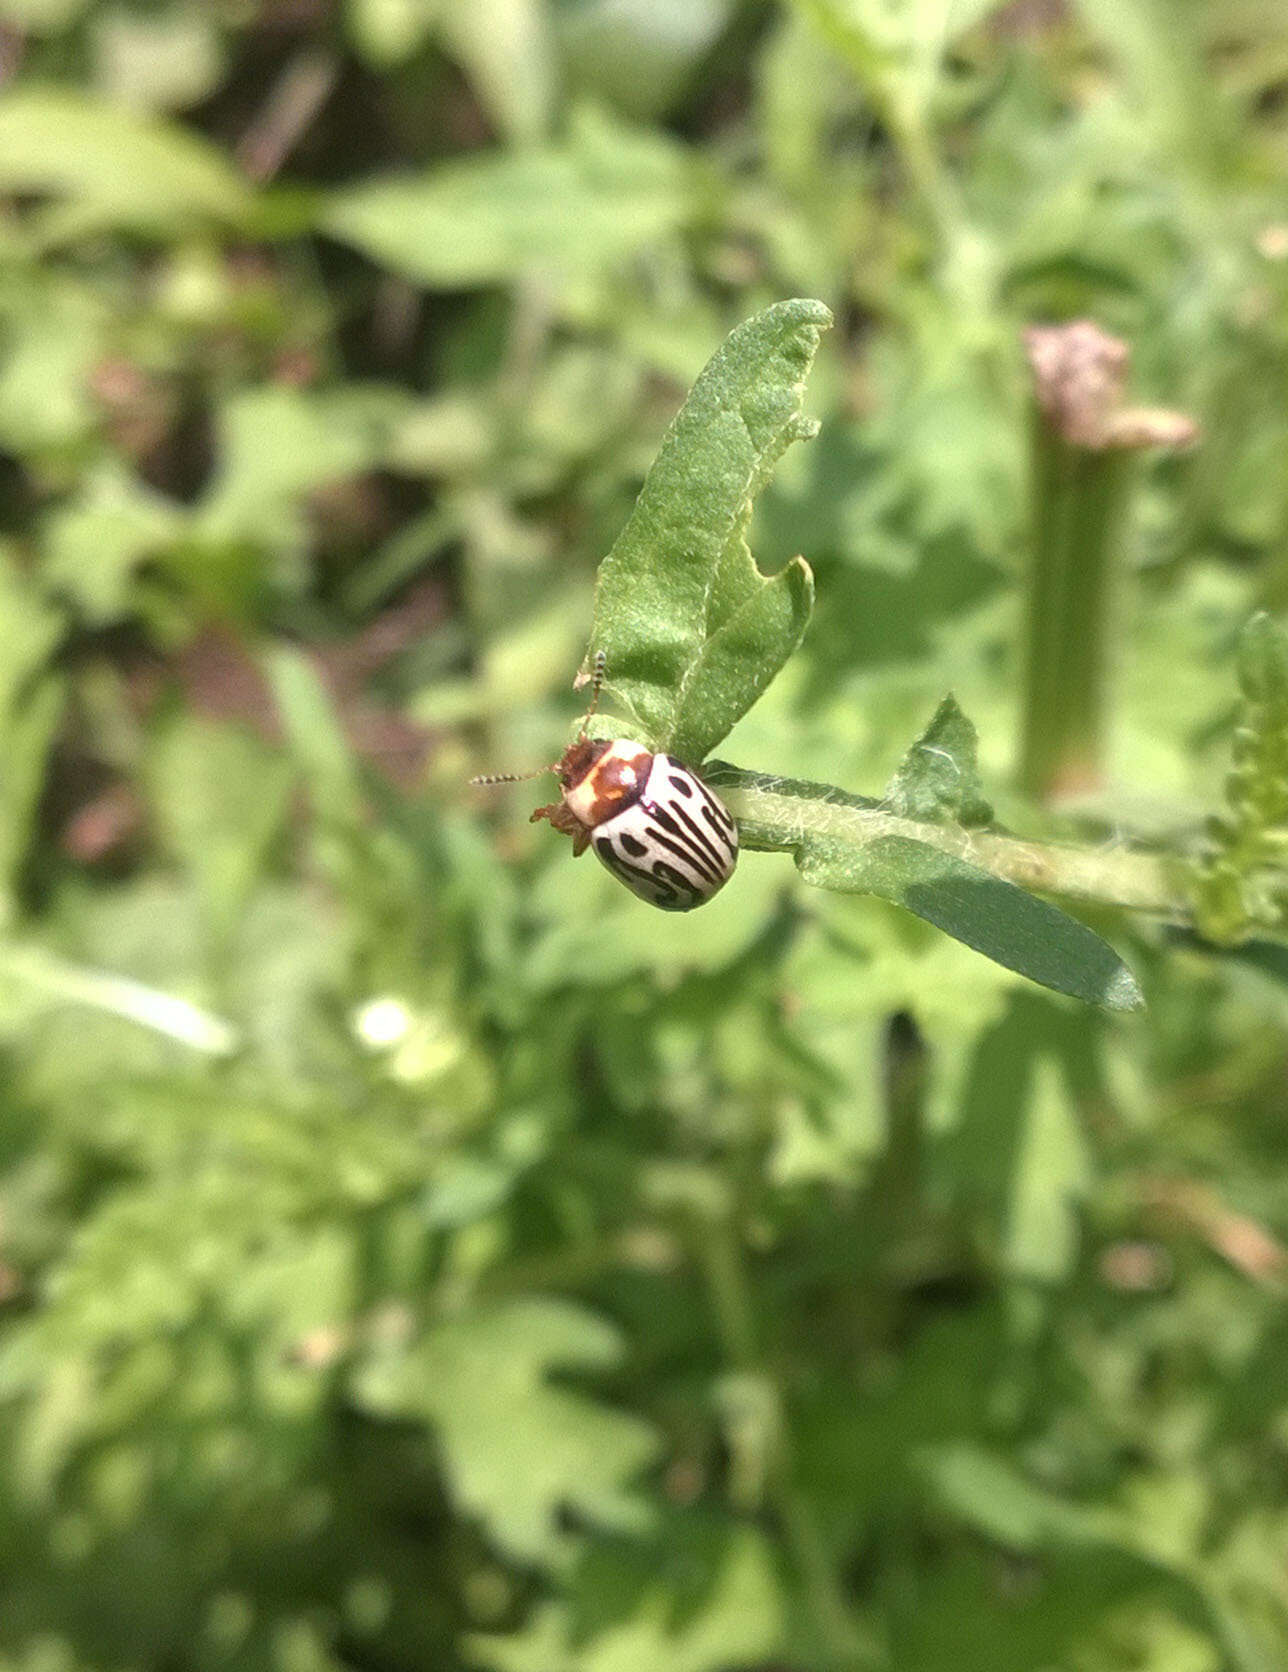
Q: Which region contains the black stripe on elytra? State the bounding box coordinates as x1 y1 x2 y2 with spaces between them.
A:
642 808 724 884
704 809 733 844
662 759 736 840
694 784 737 838
651 800 729 877
702 793 737 836
594 832 702 904
649 793 728 867
668 806 734 879
648 857 703 905
673 792 736 860
594 835 684 904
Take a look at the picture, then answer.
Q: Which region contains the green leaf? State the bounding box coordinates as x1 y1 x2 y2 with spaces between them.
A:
586 298 830 759
42 463 184 624
884 694 993 826
0 89 252 235
0 271 109 454
0 553 65 905
919 1444 1117 1553
1006 1056 1091 1285
470 1523 784 1672
1238 609 1288 708
323 108 695 289
792 0 1012 126
147 716 293 950
0 940 239 1056
919 1447 1276 1672
262 645 365 830
799 834 1141 1010
346 0 441 66
707 766 1143 1008
91 5 225 112
557 0 737 122
438 0 555 143
0 549 64 716
0 677 64 909
946 991 1105 1287
197 384 408 546
352 1299 658 1567
0 0 89 32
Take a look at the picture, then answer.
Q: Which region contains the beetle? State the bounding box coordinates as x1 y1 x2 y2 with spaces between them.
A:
472 653 738 912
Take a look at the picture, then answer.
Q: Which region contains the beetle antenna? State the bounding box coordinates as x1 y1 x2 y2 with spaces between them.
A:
578 650 608 738
470 764 555 787
474 653 607 786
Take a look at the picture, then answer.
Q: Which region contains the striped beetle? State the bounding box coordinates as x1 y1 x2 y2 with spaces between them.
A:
472 654 738 912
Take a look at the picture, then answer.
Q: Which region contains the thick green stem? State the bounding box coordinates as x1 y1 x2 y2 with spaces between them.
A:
1019 410 1132 802
1016 321 1196 804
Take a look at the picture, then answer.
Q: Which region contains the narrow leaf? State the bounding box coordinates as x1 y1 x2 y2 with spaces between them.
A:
707 764 1145 1008
0 943 239 1055
0 676 64 905
920 1445 1275 1672
797 833 1142 1011
438 0 554 144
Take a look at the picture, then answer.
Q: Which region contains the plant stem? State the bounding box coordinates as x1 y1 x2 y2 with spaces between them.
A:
696 1209 874 1672
791 0 964 247
0 942 241 1055
1016 321 1196 804
719 778 1190 920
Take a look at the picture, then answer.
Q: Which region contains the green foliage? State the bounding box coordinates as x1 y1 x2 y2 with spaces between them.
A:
354 1298 657 1566
587 299 826 760
707 759 1142 1009
0 557 66 911
882 694 993 828
2 4 1288 1672
799 832 1142 1011
470 1521 785 1672
1190 612 1288 942
0 88 251 235
324 109 697 291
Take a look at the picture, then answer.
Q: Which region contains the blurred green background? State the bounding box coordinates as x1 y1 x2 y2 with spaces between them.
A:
2 1 1288 1668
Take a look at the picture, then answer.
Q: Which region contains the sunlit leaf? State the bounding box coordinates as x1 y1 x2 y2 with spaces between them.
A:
470 1523 785 1672
708 765 1143 1009
147 716 293 950
884 693 993 826
323 108 696 288
353 1299 658 1566
1190 612 1288 942
0 89 252 233
587 298 830 759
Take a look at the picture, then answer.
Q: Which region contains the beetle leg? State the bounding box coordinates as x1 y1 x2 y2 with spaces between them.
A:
531 800 592 854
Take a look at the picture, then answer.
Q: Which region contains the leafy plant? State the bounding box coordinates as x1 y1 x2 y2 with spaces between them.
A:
575 300 1142 1009
1190 611 1288 942
2 5 1288 1672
